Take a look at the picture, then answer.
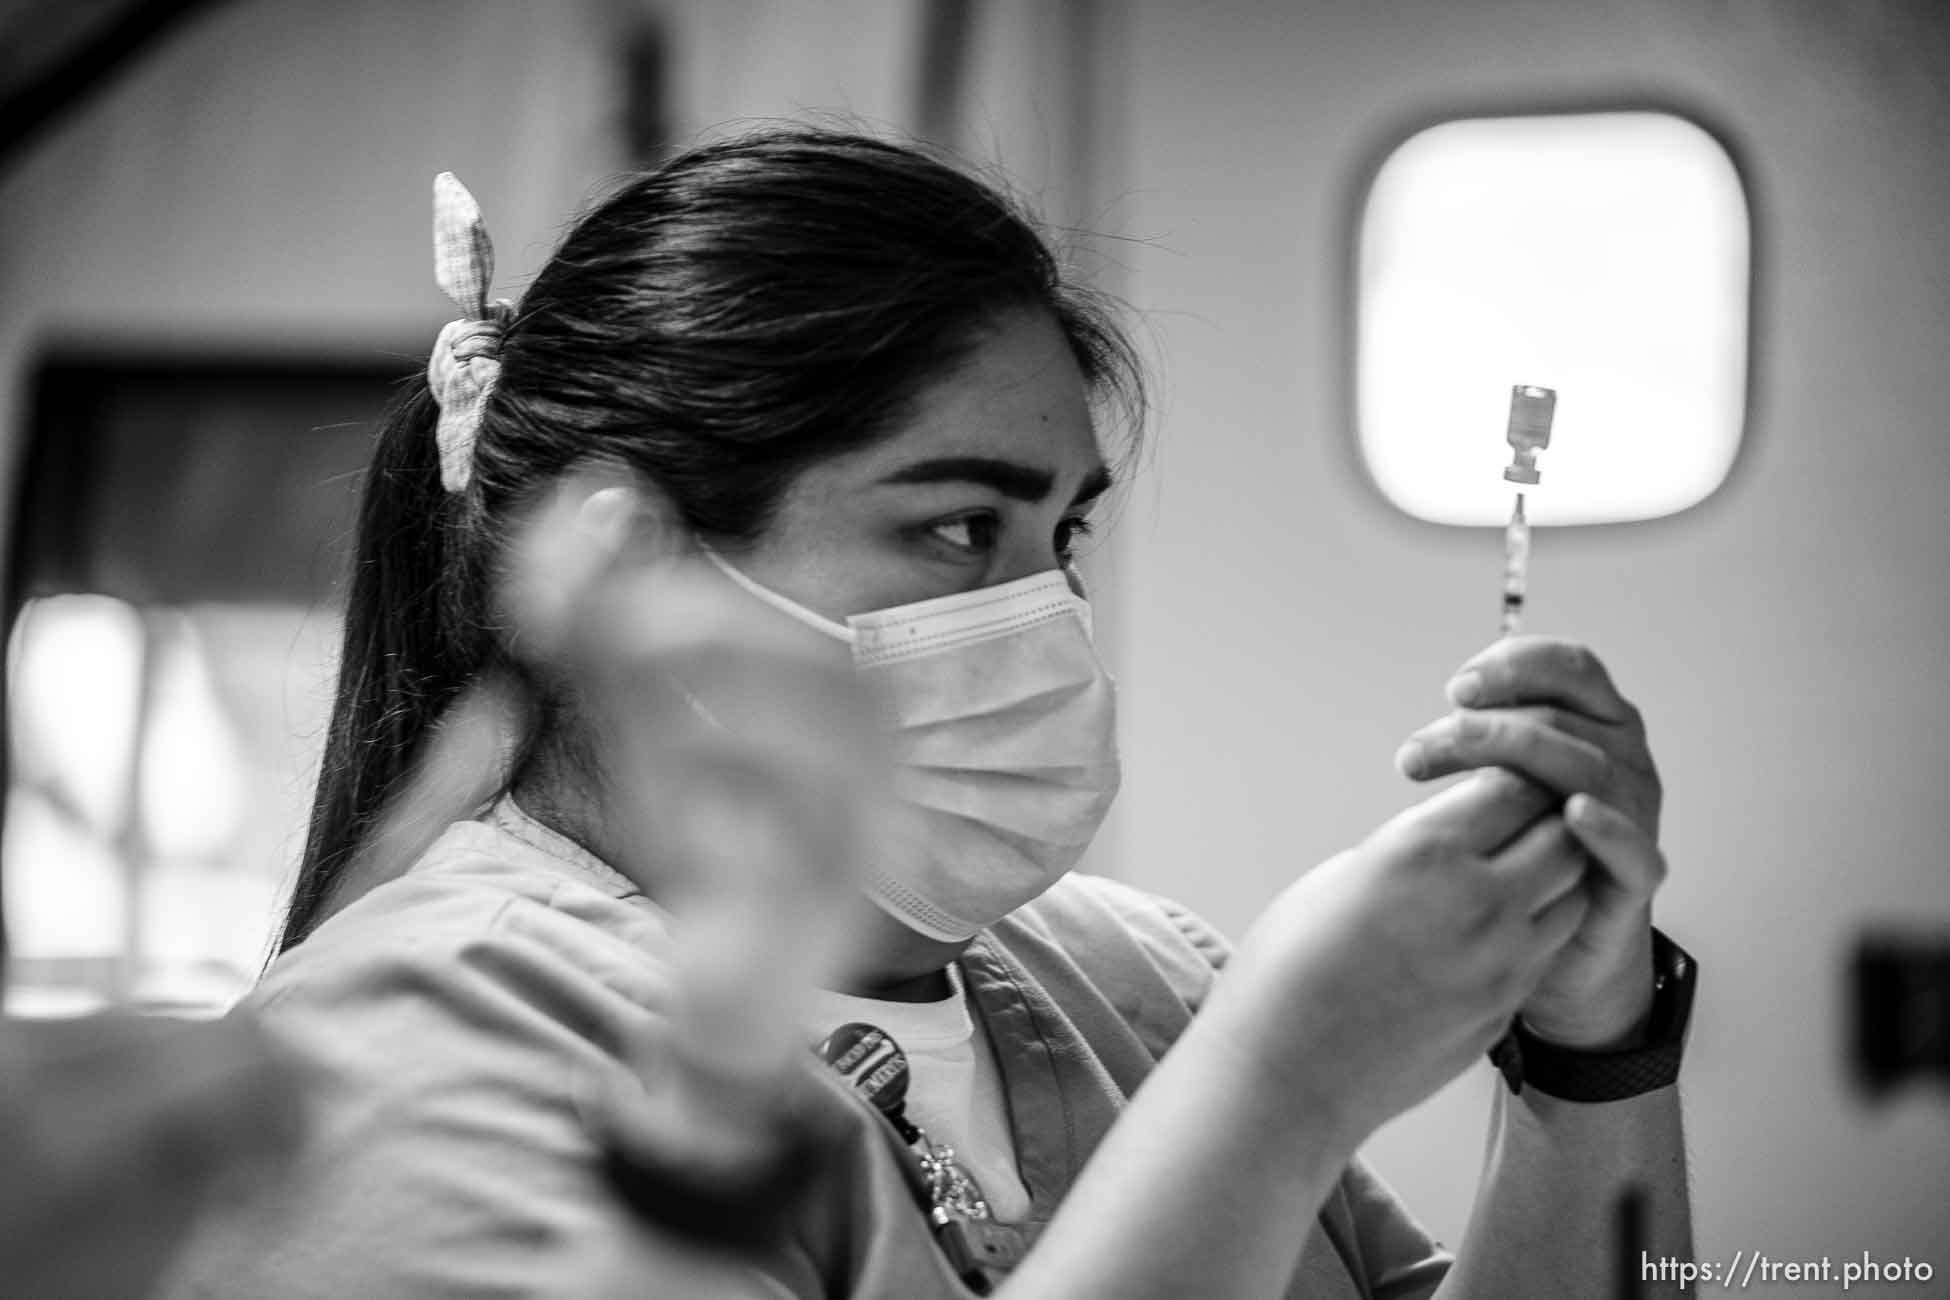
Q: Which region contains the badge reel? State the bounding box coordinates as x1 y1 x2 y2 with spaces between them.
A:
819 1023 1027 1294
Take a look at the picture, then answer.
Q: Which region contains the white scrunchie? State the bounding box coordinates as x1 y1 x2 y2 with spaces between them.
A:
428 172 513 493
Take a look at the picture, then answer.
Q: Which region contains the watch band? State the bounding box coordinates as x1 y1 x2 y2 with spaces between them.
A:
598 1062 844 1247
602 1113 828 1247
1490 928 1697 1102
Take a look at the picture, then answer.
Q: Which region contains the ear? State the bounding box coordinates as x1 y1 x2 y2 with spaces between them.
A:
560 458 690 568
501 462 689 661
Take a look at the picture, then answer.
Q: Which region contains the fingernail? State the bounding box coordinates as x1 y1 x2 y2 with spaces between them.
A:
1447 672 1484 707
1394 741 1427 779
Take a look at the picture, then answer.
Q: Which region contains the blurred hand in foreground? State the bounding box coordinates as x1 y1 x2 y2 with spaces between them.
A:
500 467 890 1232
0 462 891 1295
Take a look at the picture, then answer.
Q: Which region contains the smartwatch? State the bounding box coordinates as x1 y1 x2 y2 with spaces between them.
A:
1489 928 1697 1102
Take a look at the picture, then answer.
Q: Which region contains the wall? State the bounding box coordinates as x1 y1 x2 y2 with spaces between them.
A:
3 0 1945 1284
1114 0 1950 1280
0 1 625 375
0 0 1101 560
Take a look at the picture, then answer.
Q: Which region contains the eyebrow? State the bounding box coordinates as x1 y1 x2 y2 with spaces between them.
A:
876 456 1115 507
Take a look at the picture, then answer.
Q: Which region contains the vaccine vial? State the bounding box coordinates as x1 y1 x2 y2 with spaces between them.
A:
1503 385 1556 485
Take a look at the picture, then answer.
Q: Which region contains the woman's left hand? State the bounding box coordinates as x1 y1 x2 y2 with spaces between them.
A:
1393 637 1666 1049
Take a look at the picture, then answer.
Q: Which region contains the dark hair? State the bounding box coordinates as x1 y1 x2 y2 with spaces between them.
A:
279 126 1144 951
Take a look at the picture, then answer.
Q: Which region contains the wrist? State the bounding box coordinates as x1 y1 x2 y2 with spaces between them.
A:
578 1050 840 1246
1520 985 1655 1052
1520 930 1658 1050
1187 983 1370 1163
1492 930 1697 1103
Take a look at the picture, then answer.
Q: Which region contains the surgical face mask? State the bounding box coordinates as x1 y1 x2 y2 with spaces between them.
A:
702 550 1120 942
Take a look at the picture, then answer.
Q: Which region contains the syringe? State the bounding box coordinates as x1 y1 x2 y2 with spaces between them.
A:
1487 385 1561 1099
1499 385 1556 637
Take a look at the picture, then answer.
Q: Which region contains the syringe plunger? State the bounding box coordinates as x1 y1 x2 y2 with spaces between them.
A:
1500 494 1530 637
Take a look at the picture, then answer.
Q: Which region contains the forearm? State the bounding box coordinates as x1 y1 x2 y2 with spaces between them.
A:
1437 1081 1691 1299
1001 1010 1354 1300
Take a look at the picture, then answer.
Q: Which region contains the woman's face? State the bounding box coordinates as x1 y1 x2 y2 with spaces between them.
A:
731 308 1111 617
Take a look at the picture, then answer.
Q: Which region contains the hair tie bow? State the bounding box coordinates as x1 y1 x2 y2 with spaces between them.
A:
428 172 513 493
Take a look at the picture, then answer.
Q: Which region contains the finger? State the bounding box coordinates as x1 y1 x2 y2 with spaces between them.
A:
1446 636 1639 726
1528 881 1593 960
1488 814 1589 916
1416 703 1624 754
1395 708 1613 797
1383 766 1557 856
1565 792 1668 901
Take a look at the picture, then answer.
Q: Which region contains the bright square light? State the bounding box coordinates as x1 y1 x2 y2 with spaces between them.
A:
1356 111 1750 526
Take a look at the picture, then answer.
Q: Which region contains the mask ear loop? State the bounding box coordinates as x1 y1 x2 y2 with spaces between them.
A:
702 546 1099 648
697 547 858 645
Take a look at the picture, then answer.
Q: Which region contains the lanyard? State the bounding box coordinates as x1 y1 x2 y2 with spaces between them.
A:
818 1022 1027 1294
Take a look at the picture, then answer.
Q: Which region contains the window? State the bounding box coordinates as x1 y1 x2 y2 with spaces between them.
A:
1356 110 1751 526
4 355 397 1016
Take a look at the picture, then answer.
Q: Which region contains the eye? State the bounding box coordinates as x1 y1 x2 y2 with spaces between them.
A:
925 513 1000 555
1055 516 1095 563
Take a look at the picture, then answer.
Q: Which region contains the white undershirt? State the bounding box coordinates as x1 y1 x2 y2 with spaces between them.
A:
809 963 1033 1223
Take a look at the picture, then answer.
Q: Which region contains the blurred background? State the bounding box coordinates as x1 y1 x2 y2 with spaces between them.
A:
0 0 1944 1292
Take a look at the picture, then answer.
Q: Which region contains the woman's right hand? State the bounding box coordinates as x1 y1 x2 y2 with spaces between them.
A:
502 468 891 1238
1210 769 1592 1156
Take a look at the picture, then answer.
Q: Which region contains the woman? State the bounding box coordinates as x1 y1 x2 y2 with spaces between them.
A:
167 128 1692 1299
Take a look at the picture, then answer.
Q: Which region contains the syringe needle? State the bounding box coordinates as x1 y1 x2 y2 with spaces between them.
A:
1498 385 1553 638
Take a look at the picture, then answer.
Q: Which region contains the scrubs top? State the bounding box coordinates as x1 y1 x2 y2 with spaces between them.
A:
161 813 1452 1299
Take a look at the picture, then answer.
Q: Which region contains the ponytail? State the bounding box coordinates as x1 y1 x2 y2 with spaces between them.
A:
276 127 1147 952
278 381 488 951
